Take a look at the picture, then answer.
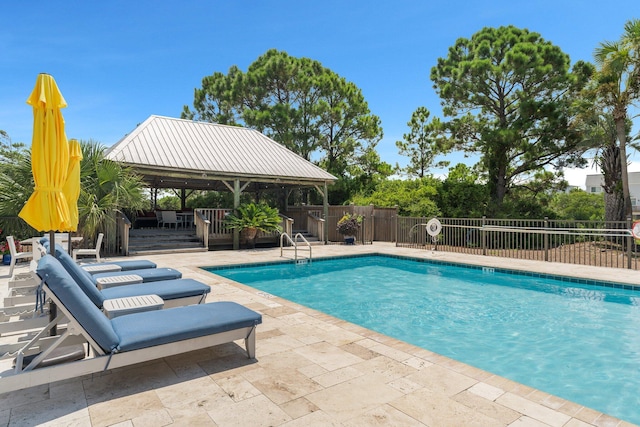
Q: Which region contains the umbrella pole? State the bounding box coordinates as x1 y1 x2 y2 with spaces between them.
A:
49 230 57 336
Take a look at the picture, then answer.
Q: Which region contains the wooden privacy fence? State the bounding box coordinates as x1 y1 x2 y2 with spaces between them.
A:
285 205 398 244
397 216 639 270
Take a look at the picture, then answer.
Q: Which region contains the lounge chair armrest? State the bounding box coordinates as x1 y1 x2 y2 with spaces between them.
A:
96 274 144 289
82 264 122 274
103 294 164 318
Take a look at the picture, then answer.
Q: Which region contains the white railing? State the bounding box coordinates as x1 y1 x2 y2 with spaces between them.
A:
280 214 294 237
195 208 291 248
194 210 211 249
307 213 324 242
196 208 231 237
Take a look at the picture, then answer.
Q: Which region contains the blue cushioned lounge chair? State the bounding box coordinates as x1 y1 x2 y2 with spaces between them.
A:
80 259 158 271
39 237 157 273
48 247 210 308
39 241 208 308
80 259 158 274
43 242 181 288
71 266 210 309
0 255 261 394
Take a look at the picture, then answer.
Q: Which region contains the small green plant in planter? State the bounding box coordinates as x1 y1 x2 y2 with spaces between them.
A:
224 203 282 248
337 213 362 244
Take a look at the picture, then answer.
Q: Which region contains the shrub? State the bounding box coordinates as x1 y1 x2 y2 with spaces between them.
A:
337 213 362 236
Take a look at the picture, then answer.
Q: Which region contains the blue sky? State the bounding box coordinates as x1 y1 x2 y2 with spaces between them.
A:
1 1 638 188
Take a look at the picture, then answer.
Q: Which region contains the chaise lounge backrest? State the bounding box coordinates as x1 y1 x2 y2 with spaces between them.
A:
40 239 106 307
35 255 262 356
36 255 119 353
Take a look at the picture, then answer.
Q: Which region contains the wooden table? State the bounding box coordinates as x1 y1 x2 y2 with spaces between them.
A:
177 212 194 228
21 235 83 255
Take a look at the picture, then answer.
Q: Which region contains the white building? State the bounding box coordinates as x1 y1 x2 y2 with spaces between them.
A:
585 172 640 215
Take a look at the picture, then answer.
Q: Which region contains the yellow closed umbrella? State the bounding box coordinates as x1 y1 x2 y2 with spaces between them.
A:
19 73 72 233
19 73 74 336
62 138 83 229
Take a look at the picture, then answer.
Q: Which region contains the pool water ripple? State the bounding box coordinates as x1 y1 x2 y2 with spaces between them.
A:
208 255 640 424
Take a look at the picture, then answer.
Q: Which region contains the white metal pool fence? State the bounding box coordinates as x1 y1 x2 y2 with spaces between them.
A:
238 206 640 271
396 216 639 270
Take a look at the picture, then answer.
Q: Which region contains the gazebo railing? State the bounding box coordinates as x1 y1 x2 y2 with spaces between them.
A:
194 210 211 249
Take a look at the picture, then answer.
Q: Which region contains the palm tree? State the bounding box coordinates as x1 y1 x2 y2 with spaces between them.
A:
0 137 147 245
573 98 634 222
0 137 32 215
78 140 147 240
0 135 36 237
593 18 640 218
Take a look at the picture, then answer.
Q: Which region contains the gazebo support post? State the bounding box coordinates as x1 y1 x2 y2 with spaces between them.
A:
222 179 251 250
233 179 241 250
314 182 329 244
323 182 329 244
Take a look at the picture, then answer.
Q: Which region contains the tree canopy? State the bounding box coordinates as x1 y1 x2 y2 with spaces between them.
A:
183 49 388 204
351 177 441 217
549 189 604 221
431 25 592 215
395 107 449 178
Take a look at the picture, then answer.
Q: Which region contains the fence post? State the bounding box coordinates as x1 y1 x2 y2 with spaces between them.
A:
394 207 398 246
627 216 633 269
544 217 549 262
481 216 486 256
369 204 375 244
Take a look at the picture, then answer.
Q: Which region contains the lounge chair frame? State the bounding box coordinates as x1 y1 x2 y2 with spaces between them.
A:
0 280 257 394
6 236 33 277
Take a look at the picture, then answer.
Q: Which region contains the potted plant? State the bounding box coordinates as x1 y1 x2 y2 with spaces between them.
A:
224 202 283 248
1 241 10 265
337 213 362 244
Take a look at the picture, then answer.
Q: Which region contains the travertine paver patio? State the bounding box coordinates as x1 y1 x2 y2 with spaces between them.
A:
0 242 637 426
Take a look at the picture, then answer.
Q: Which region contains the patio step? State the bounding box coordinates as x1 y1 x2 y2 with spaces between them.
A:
291 230 324 245
128 247 208 256
128 229 205 255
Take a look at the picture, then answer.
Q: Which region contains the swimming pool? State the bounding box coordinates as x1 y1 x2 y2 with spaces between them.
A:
206 254 640 425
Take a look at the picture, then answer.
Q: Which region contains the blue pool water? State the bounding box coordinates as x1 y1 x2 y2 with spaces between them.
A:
207 255 640 425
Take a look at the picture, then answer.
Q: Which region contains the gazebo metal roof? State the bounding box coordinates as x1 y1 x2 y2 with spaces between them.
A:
105 115 337 191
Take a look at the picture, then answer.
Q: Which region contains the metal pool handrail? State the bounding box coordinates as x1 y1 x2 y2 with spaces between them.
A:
280 232 312 262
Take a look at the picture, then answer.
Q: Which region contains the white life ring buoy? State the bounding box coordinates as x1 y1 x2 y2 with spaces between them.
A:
632 221 640 240
426 218 442 237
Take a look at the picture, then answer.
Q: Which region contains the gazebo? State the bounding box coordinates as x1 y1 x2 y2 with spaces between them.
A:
105 115 337 248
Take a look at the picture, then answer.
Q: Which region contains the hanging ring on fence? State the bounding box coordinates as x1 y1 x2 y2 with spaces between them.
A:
426 218 442 237
632 221 640 240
